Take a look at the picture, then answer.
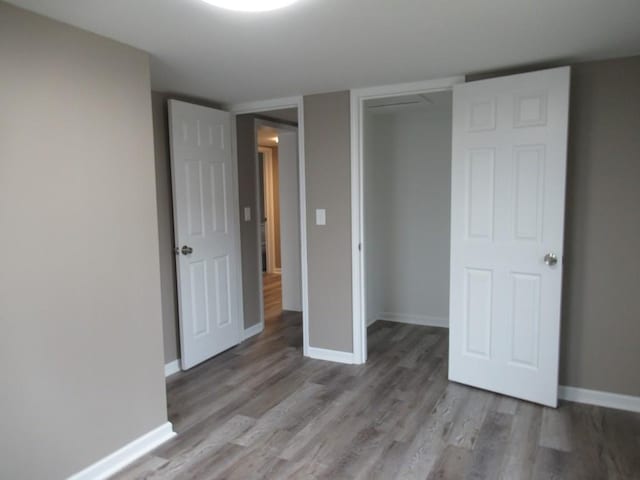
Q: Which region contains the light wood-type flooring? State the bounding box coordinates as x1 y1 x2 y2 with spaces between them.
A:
112 315 640 479
262 272 282 322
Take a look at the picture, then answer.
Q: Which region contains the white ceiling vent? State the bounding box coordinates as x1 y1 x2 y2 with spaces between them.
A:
366 94 434 110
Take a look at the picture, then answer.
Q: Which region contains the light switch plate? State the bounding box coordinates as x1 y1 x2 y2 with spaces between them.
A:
244 206 251 222
315 208 326 226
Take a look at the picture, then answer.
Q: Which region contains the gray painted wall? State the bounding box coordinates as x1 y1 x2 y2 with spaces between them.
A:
364 103 452 326
237 114 262 329
0 4 167 478
560 56 640 396
304 91 353 352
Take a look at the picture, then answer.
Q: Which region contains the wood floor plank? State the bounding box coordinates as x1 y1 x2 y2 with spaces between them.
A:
363 439 410 480
109 314 640 480
278 388 359 461
539 405 573 452
262 272 283 321
562 404 609 479
147 415 255 479
393 379 464 479
531 446 571 480
466 411 513 480
110 455 169 480
425 445 473 480
391 359 449 444
599 407 640 478
317 425 388 479
233 382 324 447
171 442 247 480
493 395 519 416
285 386 401 470
445 388 495 450
499 402 542 480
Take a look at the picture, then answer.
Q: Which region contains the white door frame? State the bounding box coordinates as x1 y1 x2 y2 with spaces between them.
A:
228 97 310 356
349 76 465 364
257 146 278 274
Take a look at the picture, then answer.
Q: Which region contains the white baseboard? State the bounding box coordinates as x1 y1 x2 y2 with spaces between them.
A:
68 422 176 480
558 386 640 413
378 312 449 328
164 359 181 377
307 346 355 364
367 317 379 327
282 305 303 312
243 322 264 340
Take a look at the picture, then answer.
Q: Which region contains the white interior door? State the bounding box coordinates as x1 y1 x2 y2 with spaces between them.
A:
449 67 570 407
258 147 277 273
169 100 242 370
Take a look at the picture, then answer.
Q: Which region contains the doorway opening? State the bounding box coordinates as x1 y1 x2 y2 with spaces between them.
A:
362 90 454 355
253 113 302 328
350 77 464 363
234 103 306 349
257 123 284 321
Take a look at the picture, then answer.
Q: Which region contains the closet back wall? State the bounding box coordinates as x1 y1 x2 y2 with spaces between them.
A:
364 99 452 326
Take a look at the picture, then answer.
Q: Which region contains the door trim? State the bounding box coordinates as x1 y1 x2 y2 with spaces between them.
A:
258 146 277 274
349 76 465 364
228 97 310 356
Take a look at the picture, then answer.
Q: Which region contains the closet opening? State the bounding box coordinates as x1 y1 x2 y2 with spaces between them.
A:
362 90 453 356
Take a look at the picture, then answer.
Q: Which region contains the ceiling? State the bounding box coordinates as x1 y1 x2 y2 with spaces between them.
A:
8 0 640 104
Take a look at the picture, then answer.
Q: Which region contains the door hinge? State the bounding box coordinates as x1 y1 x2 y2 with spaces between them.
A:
358 243 362 252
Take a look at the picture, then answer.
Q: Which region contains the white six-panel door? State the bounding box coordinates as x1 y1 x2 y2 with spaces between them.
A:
169 100 242 370
449 67 570 407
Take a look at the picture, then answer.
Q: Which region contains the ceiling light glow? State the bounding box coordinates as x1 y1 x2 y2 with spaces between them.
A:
201 0 299 12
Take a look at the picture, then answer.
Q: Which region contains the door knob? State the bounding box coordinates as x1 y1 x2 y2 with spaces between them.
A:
544 253 558 266
181 245 193 255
